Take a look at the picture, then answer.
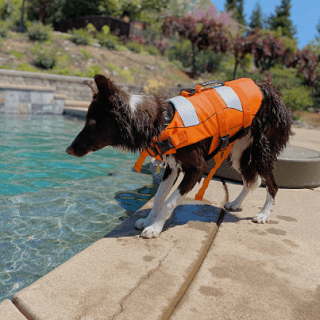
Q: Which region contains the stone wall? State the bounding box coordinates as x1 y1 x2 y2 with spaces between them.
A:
0 84 66 114
0 70 147 102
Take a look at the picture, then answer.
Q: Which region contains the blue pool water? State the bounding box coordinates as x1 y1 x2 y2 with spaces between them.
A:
0 114 156 302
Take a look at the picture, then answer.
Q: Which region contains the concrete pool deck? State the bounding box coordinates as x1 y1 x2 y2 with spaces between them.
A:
1 127 320 320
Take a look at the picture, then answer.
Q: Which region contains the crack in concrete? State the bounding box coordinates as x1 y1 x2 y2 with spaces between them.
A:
111 179 228 320
111 240 178 320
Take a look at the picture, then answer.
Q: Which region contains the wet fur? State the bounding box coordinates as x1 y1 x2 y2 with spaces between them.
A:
67 75 292 238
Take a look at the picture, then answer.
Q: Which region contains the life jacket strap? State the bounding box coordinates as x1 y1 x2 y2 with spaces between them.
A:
203 89 230 154
195 141 235 201
134 149 150 173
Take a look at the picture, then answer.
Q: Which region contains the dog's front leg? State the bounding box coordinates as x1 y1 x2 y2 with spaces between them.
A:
141 188 186 238
141 162 206 238
135 164 179 230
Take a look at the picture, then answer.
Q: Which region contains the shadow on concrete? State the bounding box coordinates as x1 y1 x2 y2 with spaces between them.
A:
105 199 223 239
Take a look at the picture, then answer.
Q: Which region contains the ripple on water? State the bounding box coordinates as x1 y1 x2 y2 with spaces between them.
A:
0 115 157 302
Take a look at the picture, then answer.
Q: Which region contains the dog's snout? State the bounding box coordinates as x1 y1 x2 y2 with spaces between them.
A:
66 145 74 156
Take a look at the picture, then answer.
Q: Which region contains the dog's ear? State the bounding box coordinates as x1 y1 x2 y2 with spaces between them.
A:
94 74 117 95
84 80 98 96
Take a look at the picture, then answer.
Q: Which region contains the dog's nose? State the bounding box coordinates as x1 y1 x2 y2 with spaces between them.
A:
66 146 74 155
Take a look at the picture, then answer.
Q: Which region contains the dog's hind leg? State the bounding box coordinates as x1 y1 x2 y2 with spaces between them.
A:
134 163 180 230
252 172 278 223
225 175 261 210
225 134 261 210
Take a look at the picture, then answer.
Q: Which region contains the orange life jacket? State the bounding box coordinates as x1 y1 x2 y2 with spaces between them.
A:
134 78 263 201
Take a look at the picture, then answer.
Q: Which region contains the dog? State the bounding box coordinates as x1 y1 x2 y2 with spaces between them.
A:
66 74 292 239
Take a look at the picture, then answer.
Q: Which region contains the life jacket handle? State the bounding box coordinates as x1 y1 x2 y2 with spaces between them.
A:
181 80 225 97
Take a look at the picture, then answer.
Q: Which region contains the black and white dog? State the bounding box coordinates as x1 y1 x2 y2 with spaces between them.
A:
66 75 292 238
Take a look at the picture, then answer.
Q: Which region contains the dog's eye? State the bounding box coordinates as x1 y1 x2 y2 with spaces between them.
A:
89 119 96 126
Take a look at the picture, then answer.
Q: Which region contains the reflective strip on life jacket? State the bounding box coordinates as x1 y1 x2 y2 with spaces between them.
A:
167 96 200 127
214 86 242 112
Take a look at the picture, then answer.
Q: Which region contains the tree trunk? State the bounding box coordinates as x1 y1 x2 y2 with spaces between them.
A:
233 60 239 80
192 41 196 74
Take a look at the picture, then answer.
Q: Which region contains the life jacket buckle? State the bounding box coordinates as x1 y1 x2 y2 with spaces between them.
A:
220 135 230 150
156 137 174 154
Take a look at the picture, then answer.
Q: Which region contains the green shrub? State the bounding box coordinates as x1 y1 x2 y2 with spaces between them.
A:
97 34 119 50
268 66 303 90
143 45 160 56
282 86 314 112
68 28 93 45
126 41 144 53
0 21 8 38
79 49 93 60
32 44 57 69
27 22 53 42
101 25 110 35
166 39 222 74
17 63 38 72
86 65 102 78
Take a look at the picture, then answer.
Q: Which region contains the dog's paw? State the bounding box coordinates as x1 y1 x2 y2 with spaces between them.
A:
224 200 241 211
252 212 269 224
135 217 150 230
141 224 163 239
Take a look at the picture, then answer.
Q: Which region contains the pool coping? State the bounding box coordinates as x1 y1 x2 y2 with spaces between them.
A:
1 178 226 320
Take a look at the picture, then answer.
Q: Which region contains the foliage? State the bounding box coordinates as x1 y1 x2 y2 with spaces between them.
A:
0 0 26 26
197 18 231 53
121 0 170 24
98 0 122 17
0 20 8 38
86 65 102 78
79 49 92 60
17 63 38 72
249 2 263 29
245 28 286 72
316 17 320 40
32 44 57 69
162 15 230 73
27 0 54 24
9 49 25 59
306 39 320 57
267 66 302 90
225 0 246 26
26 0 66 25
68 28 93 45
125 41 144 53
282 86 314 112
166 39 223 74
102 25 110 36
27 21 52 42
164 0 211 18
131 35 147 45
61 0 100 20
143 45 160 56
287 48 319 87
267 0 296 39
97 34 119 50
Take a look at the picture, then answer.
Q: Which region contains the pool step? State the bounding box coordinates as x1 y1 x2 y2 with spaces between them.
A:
0 83 67 115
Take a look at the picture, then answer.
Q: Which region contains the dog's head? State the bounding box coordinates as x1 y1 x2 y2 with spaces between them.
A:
66 74 130 157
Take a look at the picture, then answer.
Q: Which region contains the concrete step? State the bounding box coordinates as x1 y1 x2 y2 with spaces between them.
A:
11 179 226 320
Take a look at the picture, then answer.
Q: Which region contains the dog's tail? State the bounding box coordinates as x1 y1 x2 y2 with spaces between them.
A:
250 81 292 176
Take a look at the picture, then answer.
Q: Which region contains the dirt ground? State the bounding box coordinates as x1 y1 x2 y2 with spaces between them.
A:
300 112 320 128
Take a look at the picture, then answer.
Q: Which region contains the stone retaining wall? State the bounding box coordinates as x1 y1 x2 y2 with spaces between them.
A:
0 70 147 102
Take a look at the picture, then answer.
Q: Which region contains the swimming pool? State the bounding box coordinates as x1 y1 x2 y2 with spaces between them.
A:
0 114 157 302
